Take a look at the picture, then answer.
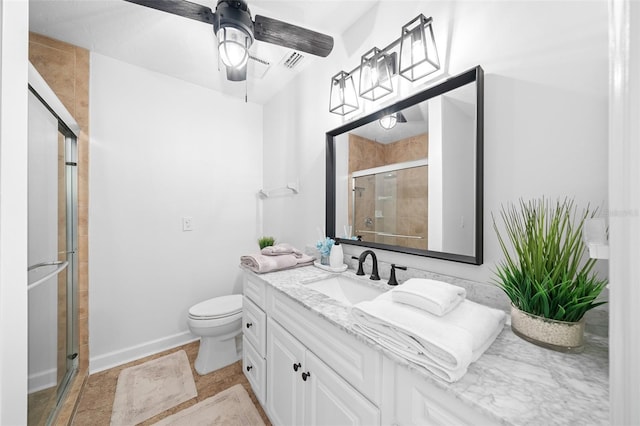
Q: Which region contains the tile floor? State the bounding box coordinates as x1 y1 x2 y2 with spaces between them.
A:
72 341 270 425
28 386 57 426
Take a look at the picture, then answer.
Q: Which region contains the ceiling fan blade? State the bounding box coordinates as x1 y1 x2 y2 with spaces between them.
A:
253 15 333 57
123 0 215 25
226 64 248 82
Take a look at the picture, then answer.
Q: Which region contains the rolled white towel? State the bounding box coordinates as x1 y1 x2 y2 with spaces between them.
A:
391 278 466 316
351 292 506 383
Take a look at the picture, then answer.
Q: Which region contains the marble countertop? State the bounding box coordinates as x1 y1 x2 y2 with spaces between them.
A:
243 265 609 426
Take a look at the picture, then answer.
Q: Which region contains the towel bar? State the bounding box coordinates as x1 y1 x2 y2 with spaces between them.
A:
258 181 299 198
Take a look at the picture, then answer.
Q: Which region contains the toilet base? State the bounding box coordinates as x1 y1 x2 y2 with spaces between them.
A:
194 334 242 375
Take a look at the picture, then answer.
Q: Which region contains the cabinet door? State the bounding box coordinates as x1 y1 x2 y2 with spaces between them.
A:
393 364 498 426
266 318 305 426
304 350 380 426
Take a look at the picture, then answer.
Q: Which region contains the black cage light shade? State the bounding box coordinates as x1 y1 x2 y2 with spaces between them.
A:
399 14 440 82
329 71 359 115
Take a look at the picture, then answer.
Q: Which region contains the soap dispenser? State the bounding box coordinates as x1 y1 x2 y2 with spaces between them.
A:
329 240 344 268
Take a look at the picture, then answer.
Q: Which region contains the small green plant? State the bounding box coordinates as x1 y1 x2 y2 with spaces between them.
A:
258 236 275 250
492 197 607 322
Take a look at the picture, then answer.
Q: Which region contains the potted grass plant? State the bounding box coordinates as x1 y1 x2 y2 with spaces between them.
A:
492 197 607 353
258 236 275 250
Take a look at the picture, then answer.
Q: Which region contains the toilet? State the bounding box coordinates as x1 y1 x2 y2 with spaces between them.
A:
187 294 243 375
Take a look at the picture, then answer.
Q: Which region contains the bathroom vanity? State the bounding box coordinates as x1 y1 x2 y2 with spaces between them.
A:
241 266 609 425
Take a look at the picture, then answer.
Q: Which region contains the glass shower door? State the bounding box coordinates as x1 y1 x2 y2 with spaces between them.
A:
27 90 78 426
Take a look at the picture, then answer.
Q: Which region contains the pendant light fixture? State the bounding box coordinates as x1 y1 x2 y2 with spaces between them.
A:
399 14 440 82
328 13 440 115
359 47 394 101
329 71 359 115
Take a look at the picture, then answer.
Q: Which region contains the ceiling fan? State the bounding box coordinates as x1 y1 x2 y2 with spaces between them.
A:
124 0 334 82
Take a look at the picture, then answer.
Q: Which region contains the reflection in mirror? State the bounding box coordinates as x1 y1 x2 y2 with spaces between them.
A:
326 66 483 264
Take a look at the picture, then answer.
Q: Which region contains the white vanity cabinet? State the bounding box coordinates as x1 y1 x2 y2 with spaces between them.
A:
242 274 268 405
382 359 499 426
267 318 380 426
243 270 499 426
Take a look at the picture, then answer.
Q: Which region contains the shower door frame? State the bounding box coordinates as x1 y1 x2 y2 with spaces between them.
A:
27 63 80 425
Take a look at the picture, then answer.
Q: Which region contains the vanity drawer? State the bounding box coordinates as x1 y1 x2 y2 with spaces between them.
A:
243 297 266 357
267 290 382 405
243 336 266 405
244 273 267 309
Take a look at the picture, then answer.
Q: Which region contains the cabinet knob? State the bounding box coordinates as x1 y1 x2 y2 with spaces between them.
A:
302 372 311 381
293 362 301 372
246 365 253 372
246 322 253 329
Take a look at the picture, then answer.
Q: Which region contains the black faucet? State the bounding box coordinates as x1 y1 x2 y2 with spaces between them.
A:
355 250 380 281
388 264 407 286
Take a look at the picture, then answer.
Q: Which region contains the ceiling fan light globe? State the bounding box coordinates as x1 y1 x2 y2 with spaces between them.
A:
217 26 251 68
379 113 398 130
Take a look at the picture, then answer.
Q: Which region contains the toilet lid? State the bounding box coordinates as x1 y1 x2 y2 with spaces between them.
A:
189 294 243 319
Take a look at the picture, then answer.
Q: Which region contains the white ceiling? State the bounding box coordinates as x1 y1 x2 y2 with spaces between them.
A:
29 0 377 104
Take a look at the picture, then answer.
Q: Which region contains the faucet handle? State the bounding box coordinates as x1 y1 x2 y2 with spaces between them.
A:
388 264 407 286
352 256 365 276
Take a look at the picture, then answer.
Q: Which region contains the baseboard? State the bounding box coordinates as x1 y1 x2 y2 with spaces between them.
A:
89 331 199 374
28 367 56 394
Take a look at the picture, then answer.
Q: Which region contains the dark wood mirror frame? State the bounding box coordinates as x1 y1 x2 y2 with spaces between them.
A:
325 66 484 265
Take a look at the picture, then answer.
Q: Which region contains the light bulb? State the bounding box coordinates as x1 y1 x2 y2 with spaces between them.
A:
379 113 398 130
217 27 249 68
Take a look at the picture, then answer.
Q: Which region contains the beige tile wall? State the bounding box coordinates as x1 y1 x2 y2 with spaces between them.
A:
348 133 428 249
29 32 90 425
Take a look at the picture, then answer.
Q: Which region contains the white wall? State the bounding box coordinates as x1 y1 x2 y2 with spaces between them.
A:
441 96 474 255
262 0 608 284
0 0 29 423
89 54 263 372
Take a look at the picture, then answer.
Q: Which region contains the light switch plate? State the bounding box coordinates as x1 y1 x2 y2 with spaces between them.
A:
182 217 193 231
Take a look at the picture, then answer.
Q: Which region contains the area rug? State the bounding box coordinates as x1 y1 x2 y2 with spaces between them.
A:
152 384 265 426
110 350 197 425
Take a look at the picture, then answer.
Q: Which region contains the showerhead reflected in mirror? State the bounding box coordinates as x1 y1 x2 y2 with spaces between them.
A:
326 66 483 265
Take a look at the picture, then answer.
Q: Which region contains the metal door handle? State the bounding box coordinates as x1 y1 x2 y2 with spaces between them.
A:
28 260 65 271
27 261 68 291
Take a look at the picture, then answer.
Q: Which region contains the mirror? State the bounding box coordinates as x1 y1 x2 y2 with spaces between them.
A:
326 66 484 265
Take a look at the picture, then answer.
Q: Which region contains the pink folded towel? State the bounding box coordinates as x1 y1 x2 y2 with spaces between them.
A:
241 252 315 274
261 243 303 258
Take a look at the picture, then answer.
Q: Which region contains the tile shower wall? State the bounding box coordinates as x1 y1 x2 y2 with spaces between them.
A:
28 32 90 425
349 133 429 249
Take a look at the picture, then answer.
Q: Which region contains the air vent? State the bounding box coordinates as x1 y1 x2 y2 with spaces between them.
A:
248 55 271 79
282 51 305 69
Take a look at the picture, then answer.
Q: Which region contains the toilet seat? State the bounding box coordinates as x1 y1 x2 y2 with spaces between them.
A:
188 294 242 320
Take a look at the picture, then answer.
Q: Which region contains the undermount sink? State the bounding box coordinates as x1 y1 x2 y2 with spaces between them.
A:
303 274 385 306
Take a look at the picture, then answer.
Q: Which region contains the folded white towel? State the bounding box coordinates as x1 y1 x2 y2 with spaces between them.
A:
261 243 303 258
391 278 466 316
351 292 506 383
240 252 315 274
